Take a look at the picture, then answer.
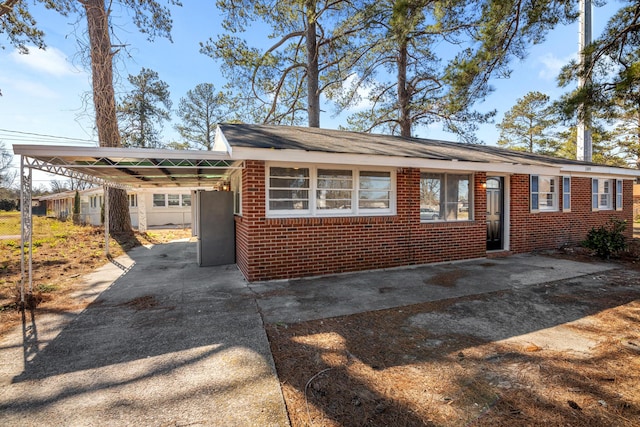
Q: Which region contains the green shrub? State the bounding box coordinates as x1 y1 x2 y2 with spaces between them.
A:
582 218 627 259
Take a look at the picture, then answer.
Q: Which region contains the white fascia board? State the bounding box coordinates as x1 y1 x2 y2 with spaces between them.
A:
213 126 233 155
12 144 232 160
229 147 561 175
560 164 640 179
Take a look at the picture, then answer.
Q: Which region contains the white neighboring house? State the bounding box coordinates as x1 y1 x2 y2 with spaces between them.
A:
40 187 210 231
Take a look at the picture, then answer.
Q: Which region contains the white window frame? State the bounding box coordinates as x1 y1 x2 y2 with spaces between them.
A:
153 193 167 208
616 179 623 211
316 168 354 214
90 195 103 209
266 163 396 217
419 171 474 222
267 166 311 215
531 175 558 212
562 176 571 212
592 178 614 211
230 170 242 215
129 194 138 208
152 193 191 208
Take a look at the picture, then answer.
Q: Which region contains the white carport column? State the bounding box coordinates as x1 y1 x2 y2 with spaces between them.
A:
137 192 147 232
104 185 110 255
19 156 33 304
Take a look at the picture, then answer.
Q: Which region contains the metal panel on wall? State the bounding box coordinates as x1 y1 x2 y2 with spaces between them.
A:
197 191 235 266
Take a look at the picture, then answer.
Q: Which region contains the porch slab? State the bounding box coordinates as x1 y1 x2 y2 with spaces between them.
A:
249 253 615 324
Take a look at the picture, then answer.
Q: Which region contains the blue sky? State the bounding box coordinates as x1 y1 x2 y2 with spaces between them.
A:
0 1 620 184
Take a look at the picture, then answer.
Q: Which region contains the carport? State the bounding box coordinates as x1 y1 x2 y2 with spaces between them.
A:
13 142 243 304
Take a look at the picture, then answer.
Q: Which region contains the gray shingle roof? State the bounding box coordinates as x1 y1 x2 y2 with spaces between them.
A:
218 123 597 167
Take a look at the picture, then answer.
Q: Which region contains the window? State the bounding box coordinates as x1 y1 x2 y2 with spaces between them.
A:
153 194 166 207
317 169 353 211
359 171 391 210
531 175 558 212
616 179 623 211
267 165 394 216
167 194 180 207
268 167 310 212
592 178 614 211
230 171 242 214
562 177 571 212
90 195 103 209
129 194 137 208
152 193 191 208
420 173 471 221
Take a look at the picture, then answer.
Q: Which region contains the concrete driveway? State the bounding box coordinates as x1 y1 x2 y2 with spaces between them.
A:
0 242 616 426
0 241 288 426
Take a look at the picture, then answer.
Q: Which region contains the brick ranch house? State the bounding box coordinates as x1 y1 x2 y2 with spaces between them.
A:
215 124 637 281
14 124 639 283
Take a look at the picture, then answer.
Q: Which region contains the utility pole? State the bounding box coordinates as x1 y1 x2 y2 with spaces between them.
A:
577 0 592 162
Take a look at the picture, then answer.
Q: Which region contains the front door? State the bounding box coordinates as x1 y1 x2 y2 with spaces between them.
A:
486 177 503 251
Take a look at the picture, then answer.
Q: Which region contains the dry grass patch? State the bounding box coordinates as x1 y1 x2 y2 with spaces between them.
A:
0 212 191 338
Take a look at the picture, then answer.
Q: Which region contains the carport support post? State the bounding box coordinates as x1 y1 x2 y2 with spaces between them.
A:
19 156 33 304
104 185 110 256
137 191 147 232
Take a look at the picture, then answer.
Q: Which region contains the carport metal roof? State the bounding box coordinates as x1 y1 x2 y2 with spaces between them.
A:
13 144 242 189
13 143 242 307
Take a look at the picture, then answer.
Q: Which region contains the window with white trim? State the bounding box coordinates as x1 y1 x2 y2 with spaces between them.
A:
152 193 191 208
359 171 391 211
90 195 103 209
592 178 614 211
317 169 353 211
531 175 558 212
268 167 310 212
267 165 394 216
153 194 165 207
562 176 571 212
420 172 471 221
230 170 242 214
129 194 137 208
616 179 623 211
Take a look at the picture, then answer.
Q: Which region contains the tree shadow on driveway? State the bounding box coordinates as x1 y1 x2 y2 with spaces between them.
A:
0 241 288 426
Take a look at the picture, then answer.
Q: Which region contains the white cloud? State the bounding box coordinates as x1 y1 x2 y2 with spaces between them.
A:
9 46 80 77
537 52 576 81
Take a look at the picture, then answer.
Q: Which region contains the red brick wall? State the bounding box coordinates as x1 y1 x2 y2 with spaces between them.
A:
509 175 633 253
235 162 486 281
234 164 633 281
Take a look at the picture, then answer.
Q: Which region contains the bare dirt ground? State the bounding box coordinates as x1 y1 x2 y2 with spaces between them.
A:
267 240 640 427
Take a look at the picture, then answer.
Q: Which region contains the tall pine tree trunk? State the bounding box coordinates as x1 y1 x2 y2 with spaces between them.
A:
305 0 320 128
397 39 411 138
84 0 132 234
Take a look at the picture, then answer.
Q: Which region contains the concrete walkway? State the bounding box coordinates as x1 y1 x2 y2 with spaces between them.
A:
0 242 617 426
250 253 616 324
0 241 289 426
